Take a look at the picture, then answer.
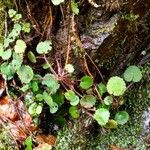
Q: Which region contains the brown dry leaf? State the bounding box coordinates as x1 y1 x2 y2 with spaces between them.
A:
110 144 125 150
0 74 6 97
36 134 56 146
33 143 52 150
0 97 36 141
0 96 18 121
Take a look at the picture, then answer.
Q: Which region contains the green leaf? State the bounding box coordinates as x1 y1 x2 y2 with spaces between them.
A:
42 63 50 69
80 95 96 108
52 91 64 106
13 23 22 34
36 40 52 54
8 9 17 18
94 108 110 126
51 0 65 5
115 111 129 125
14 39 27 53
11 53 23 71
28 102 37 116
21 84 30 92
12 13 22 22
104 119 118 129
65 64 74 73
0 63 15 80
65 90 76 101
27 51 36 63
103 96 113 105
22 22 31 33
50 102 58 114
42 74 60 94
97 83 107 96
69 106 80 118
80 76 93 90
106 76 126 96
35 94 44 101
25 136 32 150
124 65 142 82
0 43 4 56
64 90 79 106
17 65 34 83
70 96 79 106
43 91 53 106
36 104 43 115
71 1 79 15
2 49 12 60
31 81 39 93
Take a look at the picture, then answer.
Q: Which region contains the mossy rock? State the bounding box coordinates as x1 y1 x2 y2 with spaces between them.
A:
0 0 13 42
55 63 150 150
0 127 15 150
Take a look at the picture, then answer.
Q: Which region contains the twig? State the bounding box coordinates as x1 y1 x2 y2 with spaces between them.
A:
43 54 58 77
94 85 103 102
85 52 104 81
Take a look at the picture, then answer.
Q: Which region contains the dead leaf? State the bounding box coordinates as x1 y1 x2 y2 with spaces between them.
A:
110 144 125 150
33 143 52 150
0 96 18 121
0 97 36 141
36 134 56 146
0 74 6 97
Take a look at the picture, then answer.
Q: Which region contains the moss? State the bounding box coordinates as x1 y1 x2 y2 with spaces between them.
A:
55 118 90 150
55 63 150 150
0 127 15 150
0 0 13 42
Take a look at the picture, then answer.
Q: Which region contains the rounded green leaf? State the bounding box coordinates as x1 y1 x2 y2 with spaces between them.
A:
28 102 37 116
51 0 64 5
80 76 93 90
27 51 36 63
8 9 16 18
106 76 126 96
71 1 79 15
35 94 44 101
64 90 76 101
97 83 107 96
36 104 43 115
17 65 34 83
64 90 79 106
70 96 79 106
42 74 60 94
43 91 53 106
2 49 12 60
31 81 39 93
115 111 129 125
94 108 110 126
0 43 4 56
103 96 113 105
80 95 96 108
69 106 80 119
124 65 142 82
52 91 64 106
22 22 31 33
36 40 52 54
104 119 118 129
0 62 15 80
50 102 58 114
14 39 26 53
65 64 74 73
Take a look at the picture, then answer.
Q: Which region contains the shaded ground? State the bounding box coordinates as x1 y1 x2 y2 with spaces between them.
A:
0 0 150 149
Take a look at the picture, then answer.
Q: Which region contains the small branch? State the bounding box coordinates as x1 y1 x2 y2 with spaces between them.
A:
43 55 58 77
94 85 103 102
